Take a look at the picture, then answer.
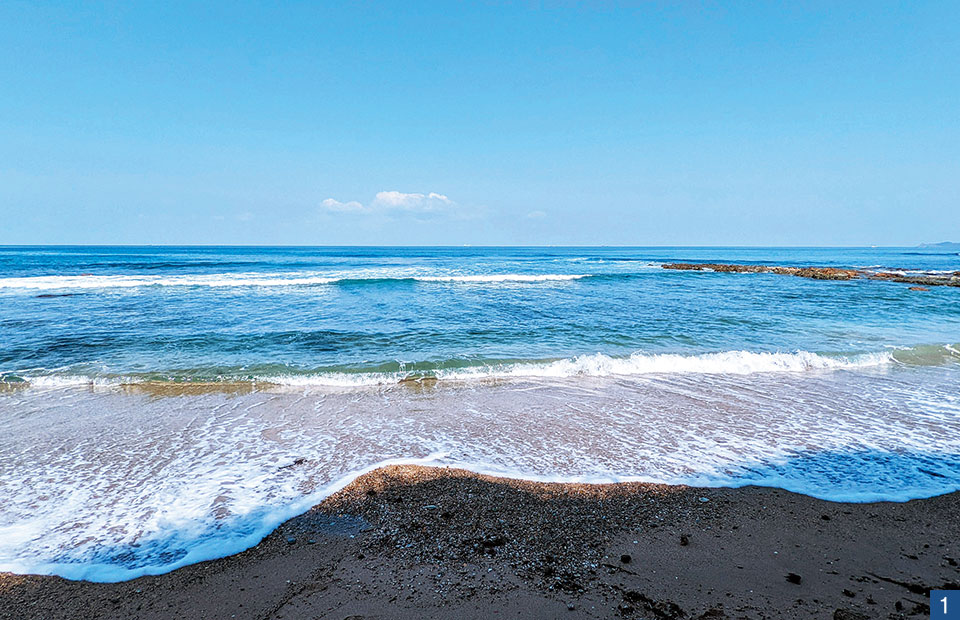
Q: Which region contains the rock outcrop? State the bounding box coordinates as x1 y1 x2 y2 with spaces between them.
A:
661 263 960 287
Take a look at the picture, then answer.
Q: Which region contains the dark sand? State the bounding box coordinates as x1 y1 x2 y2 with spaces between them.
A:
2 465 958 619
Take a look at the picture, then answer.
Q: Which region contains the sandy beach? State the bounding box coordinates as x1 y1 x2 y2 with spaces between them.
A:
1 465 956 619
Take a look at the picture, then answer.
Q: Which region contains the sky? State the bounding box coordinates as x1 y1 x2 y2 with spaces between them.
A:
0 1 957 246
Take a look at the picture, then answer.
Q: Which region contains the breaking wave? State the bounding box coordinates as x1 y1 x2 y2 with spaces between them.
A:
0 272 593 290
4 347 921 390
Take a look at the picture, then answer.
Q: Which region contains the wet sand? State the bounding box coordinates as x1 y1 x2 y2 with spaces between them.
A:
2 465 958 619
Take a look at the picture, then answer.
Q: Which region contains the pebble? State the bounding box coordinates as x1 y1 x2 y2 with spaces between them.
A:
286 536 296 545
620 554 632 564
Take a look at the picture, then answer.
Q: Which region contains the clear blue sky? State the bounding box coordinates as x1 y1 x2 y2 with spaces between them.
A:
1 2 957 246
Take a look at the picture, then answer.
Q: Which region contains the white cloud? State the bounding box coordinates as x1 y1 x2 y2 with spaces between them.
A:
320 191 457 216
526 210 547 219
372 191 453 212
320 198 366 212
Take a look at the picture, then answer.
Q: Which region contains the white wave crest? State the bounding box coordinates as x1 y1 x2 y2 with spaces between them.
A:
0 272 590 290
438 350 894 380
19 375 129 388
415 274 588 283
12 350 896 391
0 274 340 290
261 350 894 386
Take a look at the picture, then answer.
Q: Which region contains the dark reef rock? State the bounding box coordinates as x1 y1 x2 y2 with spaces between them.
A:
661 263 858 280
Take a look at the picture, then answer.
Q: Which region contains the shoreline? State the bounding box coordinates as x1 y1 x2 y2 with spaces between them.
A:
2 465 958 619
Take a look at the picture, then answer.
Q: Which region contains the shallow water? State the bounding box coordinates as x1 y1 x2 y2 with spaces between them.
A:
0 246 958 580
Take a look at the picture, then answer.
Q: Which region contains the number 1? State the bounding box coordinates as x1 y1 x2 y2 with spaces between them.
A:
943 596 949 614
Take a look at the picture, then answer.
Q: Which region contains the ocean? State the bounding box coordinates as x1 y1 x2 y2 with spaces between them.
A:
1 245 958 581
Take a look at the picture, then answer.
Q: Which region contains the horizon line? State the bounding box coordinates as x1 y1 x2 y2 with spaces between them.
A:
0 243 940 249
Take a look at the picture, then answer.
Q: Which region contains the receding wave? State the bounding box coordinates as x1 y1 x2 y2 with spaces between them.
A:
0 272 593 290
5 347 934 390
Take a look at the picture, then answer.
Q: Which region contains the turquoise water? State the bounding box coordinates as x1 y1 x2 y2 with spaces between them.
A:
0 246 958 581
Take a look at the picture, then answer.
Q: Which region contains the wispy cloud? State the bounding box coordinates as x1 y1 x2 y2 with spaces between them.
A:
320 191 457 216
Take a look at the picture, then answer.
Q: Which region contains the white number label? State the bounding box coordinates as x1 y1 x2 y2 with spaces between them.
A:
944 596 949 614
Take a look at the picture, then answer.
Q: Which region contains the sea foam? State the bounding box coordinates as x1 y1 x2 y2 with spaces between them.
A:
0 272 592 290
435 350 893 380
12 349 897 390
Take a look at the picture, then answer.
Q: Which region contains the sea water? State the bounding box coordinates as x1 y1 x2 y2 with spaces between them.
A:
0 246 958 580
